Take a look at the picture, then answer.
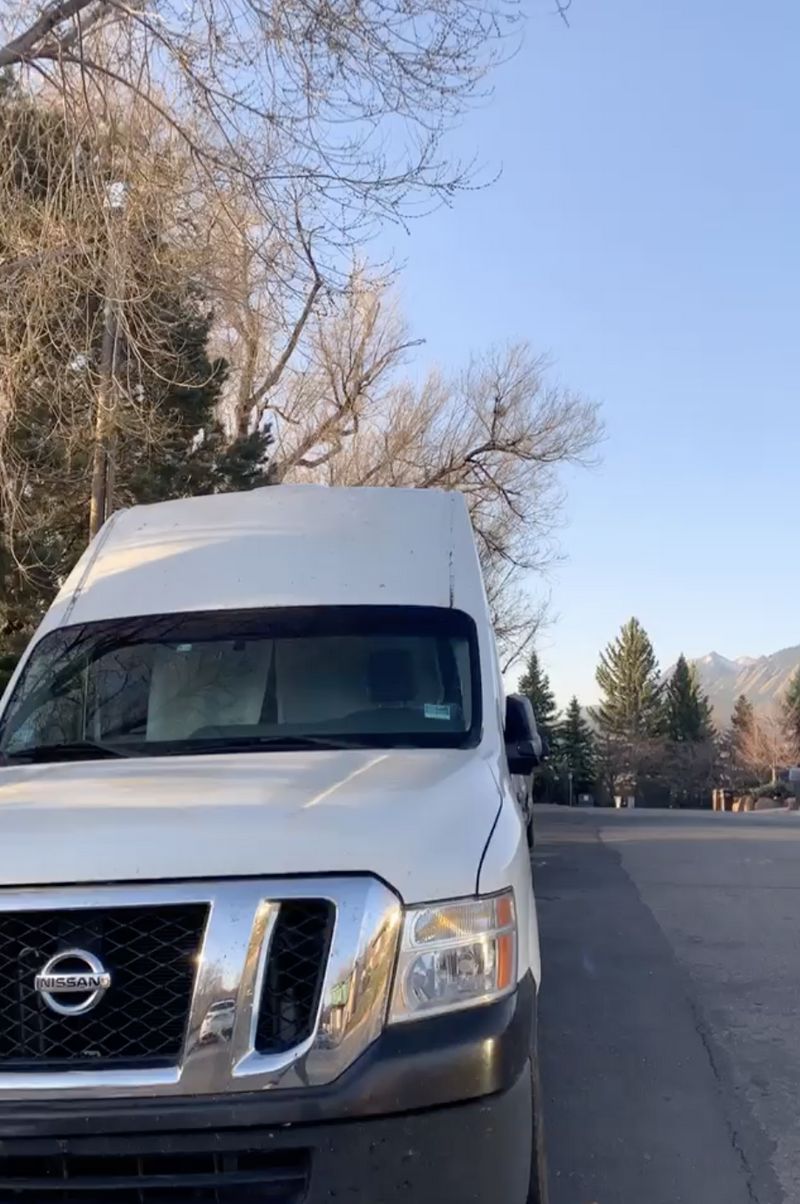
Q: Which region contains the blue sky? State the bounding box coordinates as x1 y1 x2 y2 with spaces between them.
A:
382 0 800 707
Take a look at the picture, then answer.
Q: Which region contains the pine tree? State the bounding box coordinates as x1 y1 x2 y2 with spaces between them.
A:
664 655 716 805
557 697 596 794
517 649 559 745
0 297 267 657
0 91 272 660
0 655 16 695
665 655 714 743
782 669 800 760
730 694 754 751
723 693 755 785
594 618 664 740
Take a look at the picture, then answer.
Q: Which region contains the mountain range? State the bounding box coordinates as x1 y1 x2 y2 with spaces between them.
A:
682 646 800 725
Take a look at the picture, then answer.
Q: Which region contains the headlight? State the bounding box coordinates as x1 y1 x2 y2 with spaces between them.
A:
389 890 517 1023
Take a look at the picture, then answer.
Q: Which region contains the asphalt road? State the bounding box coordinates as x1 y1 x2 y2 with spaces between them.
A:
534 805 800 1204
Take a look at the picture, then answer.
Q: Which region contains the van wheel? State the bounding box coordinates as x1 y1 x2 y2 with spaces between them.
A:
527 1049 549 1204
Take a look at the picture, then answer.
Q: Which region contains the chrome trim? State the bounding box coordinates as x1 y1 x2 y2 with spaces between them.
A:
0 877 402 1101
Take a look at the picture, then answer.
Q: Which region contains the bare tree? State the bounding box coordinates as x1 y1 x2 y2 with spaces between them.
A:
0 0 534 567
739 709 794 786
0 85 599 653
264 268 417 480
0 0 519 250
254 274 601 651
1 10 601 655
193 190 328 446
594 732 626 804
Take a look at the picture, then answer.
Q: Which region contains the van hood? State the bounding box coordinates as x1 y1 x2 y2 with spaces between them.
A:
0 750 501 903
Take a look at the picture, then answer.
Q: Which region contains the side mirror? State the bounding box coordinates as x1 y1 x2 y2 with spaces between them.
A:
505 695 542 775
508 738 539 776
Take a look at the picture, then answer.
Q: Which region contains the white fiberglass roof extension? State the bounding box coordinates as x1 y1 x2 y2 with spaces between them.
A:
42 486 489 633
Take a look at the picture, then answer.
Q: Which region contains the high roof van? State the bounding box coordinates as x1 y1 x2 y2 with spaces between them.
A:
0 485 546 1203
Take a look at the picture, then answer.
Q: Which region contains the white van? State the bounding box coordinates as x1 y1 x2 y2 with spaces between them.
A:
0 485 546 1204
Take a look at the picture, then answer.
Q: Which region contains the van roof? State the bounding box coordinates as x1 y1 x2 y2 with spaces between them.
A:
44 486 488 632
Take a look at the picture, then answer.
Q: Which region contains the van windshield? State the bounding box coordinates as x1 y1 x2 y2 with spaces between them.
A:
0 607 481 762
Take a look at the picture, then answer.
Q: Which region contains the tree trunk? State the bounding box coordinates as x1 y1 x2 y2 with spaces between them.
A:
88 290 117 539
89 199 124 539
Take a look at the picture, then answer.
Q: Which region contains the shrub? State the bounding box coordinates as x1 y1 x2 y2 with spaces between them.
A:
752 781 794 801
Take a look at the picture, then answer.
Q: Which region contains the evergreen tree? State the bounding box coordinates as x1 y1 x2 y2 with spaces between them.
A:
664 655 716 805
0 656 16 695
782 669 800 760
0 293 267 656
557 697 596 794
0 91 272 659
594 618 664 740
723 694 755 785
517 649 559 746
665 655 714 743
729 694 754 750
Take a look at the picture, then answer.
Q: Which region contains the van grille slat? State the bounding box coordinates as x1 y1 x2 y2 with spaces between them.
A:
0 1138 309 1203
255 901 334 1055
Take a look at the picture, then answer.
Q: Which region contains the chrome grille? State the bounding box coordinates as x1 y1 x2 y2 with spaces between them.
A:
0 878 401 1101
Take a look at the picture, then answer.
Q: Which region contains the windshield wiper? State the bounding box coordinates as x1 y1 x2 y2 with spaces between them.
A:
4 739 133 763
167 734 369 755
1 735 378 763
251 735 366 750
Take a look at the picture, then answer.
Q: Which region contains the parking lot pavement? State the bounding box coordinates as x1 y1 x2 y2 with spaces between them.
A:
535 805 800 1204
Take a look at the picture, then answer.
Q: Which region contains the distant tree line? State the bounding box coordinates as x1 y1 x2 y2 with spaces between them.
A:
517 649 596 805
517 618 800 808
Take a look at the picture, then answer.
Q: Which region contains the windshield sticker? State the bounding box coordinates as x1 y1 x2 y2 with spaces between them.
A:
424 703 452 721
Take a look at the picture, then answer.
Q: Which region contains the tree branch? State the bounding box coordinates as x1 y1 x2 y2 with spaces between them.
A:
247 282 322 413
0 246 88 279
0 0 98 66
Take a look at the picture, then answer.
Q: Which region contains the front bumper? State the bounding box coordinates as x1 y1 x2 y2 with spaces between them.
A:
0 976 537 1203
